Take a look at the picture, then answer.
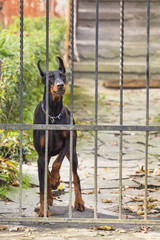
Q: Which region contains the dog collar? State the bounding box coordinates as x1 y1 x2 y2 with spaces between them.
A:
41 102 64 124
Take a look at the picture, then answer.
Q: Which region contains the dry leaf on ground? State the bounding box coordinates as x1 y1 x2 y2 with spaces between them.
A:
94 225 114 231
0 225 8 231
153 168 160 176
102 199 112 203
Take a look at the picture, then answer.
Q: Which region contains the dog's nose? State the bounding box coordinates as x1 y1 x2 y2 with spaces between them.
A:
57 82 64 90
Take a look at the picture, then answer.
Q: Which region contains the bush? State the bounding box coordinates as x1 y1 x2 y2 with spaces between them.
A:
0 16 66 124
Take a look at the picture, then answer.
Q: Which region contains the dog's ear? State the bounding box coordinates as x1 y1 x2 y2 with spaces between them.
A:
38 60 46 77
57 57 66 74
38 60 46 85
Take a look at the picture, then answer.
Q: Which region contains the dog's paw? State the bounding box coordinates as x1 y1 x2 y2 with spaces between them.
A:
38 208 54 217
51 176 60 190
75 200 85 212
48 198 53 206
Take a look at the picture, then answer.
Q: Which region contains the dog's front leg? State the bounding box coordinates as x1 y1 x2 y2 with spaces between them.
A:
66 150 85 212
38 156 53 217
50 153 63 190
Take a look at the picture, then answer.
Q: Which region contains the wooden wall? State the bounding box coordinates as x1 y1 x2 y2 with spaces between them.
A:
75 0 160 88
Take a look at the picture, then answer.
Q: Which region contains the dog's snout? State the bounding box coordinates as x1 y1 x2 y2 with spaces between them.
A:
57 82 64 90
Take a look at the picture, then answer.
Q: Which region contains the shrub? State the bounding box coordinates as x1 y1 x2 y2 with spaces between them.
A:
0 16 66 124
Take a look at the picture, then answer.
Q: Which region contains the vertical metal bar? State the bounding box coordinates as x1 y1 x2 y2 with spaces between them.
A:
19 0 23 217
94 0 99 219
69 0 74 218
119 0 124 220
144 0 150 220
44 0 49 218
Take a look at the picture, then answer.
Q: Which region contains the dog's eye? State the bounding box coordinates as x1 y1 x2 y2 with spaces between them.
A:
59 72 66 82
49 74 54 83
59 72 64 77
49 74 54 79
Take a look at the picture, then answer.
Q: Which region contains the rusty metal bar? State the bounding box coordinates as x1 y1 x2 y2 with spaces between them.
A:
19 0 23 217
69 0 74 218
144 0 150 221
44 0 49 218
94 0 99 219
119 0 124 220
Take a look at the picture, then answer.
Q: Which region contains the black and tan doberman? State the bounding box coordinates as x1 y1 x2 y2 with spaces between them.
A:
33 57 85 217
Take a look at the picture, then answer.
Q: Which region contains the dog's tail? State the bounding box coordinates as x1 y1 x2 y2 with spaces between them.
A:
57 138 70 163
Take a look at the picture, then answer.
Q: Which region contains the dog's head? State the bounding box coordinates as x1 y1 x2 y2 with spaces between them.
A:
38 57 66 99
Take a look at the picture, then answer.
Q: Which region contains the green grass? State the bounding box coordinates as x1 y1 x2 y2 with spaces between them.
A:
154 114 160 125
0 185 8 199
22 174 31 189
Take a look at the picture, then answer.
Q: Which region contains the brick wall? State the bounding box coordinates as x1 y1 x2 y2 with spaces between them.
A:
0 0 66 27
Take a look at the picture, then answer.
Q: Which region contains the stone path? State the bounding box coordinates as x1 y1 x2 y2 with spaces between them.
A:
0 80 160 238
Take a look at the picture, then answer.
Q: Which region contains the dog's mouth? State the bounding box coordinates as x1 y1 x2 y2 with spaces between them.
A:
53 90 65 96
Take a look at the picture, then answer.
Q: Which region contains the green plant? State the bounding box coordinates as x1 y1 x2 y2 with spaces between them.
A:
0 153 18 189
0 130 35 162
154 114 160 125
22 173 30 189
0 185 8 199
0 16 66 124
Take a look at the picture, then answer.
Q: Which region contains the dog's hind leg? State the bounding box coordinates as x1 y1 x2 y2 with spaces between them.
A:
38 155 53 217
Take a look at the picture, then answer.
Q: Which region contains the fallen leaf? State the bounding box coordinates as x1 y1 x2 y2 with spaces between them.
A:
148 197 158 203
11 181 19 187
111 191 119 194
105 168 112 171
4 160 17 169
135 165 149 174
153 168 160 176
102 199 112 203
143 204 154 210
5 202 12 205
83 190 94 195
111 142 118 146
83 189 101 195
137 209 144 215
0 225 8 231
126 195 144 202
124 205 139 213
9 226 20 232
148 209 159 214
116 228 126 233
94 225 114 231
155 205 160 210
57 184 65 190
140 226 151 232
53 196 63 202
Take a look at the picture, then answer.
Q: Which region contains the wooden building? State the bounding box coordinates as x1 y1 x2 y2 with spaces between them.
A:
74 0 160 88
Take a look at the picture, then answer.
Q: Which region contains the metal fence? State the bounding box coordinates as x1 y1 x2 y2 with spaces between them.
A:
0 0 160 225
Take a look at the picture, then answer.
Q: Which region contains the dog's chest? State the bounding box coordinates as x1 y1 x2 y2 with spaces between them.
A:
48 130 69 156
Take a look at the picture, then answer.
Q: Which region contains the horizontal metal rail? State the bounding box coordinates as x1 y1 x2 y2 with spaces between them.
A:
0 124 160 132
0 217 160 225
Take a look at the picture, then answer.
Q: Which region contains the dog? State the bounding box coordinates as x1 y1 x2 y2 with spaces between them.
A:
33 57 85 217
